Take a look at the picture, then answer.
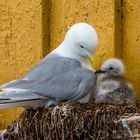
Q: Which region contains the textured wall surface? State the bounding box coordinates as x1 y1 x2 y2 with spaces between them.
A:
0 0 49 129
122 0 140 99
49 0 121 68
0 0 140 128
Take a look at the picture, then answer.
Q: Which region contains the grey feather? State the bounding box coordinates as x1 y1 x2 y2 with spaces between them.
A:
0 22 99 109
95 58 135 104
0 54 96 108
95 76 135 104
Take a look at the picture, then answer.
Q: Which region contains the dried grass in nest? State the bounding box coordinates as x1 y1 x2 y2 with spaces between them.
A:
2 101 140 140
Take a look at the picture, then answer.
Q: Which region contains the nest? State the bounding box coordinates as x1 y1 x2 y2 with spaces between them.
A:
1 101 140 140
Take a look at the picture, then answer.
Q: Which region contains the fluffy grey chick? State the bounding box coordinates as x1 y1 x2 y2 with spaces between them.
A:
95 58 135 104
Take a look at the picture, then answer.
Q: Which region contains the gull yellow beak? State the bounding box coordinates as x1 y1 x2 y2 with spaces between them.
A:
87 56 96 69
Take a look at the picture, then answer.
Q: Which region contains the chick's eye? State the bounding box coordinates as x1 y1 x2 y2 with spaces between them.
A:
109 67 113 70
80 45 84 49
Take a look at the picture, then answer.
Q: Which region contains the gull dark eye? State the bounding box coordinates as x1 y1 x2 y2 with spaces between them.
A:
80 45 84 49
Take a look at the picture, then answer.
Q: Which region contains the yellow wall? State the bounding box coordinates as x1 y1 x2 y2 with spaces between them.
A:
0 0 140 128
0 0 49 129
122 0 140 100
49 0 119 65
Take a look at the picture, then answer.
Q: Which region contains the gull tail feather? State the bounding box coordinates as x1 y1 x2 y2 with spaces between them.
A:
0 99 47 109
0 79 28 89
0 89 47 109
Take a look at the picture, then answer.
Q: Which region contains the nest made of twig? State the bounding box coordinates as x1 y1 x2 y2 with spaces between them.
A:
2 101 140 140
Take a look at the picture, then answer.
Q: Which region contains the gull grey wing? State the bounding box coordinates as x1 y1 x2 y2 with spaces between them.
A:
0 69 96 102
0 56 81 89
23 55 81 80
25 69 96 101
0 89 47 101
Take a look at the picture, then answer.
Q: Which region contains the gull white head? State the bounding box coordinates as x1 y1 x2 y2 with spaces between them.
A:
55 23 98 59
96 58 124 76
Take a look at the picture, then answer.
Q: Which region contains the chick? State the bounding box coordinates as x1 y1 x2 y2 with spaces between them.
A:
95 58 135 104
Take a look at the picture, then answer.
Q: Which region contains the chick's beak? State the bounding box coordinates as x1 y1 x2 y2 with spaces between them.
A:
95 69 108 74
